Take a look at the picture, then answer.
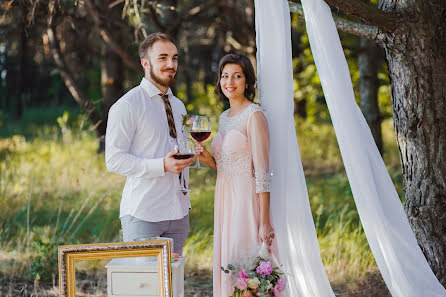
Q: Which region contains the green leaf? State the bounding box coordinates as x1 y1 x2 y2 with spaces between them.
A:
182 114 192 127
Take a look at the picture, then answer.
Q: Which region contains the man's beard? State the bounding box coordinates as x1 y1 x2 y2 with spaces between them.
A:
149 60 176 88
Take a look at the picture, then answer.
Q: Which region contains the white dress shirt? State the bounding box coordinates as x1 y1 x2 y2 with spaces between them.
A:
105 77 190 222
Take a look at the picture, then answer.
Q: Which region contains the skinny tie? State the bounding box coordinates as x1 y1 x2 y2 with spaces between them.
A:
160 94 187 194
159 93 177 139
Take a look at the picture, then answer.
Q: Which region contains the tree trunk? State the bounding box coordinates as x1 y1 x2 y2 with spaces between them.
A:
46 24 106 139
359 37 383 154
17 11 27 118
100 44 124 149
96 1 125 151
7 11 26 121
380 1 446 285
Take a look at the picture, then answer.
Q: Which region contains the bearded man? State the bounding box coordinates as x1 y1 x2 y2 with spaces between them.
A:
105 32 194 255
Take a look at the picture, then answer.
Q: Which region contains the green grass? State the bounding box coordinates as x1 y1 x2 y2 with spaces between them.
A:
0 111 403 286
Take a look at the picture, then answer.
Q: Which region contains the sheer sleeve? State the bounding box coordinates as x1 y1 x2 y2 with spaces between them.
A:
247 109 272 193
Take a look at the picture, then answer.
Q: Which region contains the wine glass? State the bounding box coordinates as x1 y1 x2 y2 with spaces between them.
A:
174 138 195 193
190 115 211 169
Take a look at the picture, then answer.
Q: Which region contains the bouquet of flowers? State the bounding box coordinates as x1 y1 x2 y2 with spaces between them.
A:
221 247 286 297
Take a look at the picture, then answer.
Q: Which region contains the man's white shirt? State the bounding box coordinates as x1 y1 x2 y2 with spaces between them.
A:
105 77 190 222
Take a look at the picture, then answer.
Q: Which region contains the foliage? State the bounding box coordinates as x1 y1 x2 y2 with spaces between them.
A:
0 113 121 281
0 107 402 285
29 230 64 281
290 14 392 124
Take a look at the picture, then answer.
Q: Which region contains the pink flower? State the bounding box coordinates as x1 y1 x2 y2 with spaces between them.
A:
239 269 249 280
235 278 247 290
276 276 287 292
241 290 252 297
256 261 273 275
272 286 280 296
187 117 194 125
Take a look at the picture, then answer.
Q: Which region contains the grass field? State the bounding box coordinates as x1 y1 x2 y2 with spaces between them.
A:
0 111 403 295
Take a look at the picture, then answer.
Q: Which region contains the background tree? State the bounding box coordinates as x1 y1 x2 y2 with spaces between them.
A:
1 0 257 142
359 37 383 154
290 0 446 286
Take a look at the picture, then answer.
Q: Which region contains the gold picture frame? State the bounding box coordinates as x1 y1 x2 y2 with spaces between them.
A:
58 240 172 297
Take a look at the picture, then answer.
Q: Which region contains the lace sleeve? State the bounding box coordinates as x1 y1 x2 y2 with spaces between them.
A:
255 169 272 193
247 109 272 193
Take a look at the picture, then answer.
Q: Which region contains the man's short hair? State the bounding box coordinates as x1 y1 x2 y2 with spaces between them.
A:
138 32 174 60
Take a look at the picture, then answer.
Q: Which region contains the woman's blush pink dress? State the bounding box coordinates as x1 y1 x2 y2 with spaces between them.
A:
211 104 272 297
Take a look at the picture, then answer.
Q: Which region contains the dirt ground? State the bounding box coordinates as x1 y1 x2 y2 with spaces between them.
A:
0 269 391 297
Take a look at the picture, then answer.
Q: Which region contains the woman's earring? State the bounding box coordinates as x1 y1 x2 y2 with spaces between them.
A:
254 82 257 89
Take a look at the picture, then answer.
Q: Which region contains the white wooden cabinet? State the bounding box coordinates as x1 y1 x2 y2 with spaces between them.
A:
105 256 184 297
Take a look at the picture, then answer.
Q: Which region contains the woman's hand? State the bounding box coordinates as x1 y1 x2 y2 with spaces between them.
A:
194 142 217 170
194 142 205 157
259 222 275 253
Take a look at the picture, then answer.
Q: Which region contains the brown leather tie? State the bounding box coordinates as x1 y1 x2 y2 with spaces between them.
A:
159 93 177 139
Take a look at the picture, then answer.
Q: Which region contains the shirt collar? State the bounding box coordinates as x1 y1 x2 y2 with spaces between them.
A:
140 77 173 98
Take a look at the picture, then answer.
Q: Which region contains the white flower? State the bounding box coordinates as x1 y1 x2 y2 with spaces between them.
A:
246 277 260 289
265 280 273 291
258 243 270 260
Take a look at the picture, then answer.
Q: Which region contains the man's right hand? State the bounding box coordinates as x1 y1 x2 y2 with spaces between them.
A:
163 150 195 174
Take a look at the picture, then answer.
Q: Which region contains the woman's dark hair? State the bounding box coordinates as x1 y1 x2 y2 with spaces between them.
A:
214 54 256 105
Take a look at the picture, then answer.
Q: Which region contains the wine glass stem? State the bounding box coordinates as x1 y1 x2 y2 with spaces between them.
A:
192 145 202 169
180 170 184 189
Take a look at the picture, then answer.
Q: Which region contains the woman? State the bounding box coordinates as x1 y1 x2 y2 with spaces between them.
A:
195 54 276 297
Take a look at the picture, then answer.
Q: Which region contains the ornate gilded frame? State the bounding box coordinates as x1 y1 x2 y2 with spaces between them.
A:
58 240 172 297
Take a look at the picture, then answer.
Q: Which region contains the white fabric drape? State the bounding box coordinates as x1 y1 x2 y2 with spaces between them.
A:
255 1 335 296
299 0 446 296
255 0 446 296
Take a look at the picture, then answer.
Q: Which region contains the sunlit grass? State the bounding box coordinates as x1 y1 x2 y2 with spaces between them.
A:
0 114 403 287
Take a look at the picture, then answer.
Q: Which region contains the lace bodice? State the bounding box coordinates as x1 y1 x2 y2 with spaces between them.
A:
211 104 272 193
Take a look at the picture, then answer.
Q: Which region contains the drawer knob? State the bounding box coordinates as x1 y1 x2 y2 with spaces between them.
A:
139 283 147 288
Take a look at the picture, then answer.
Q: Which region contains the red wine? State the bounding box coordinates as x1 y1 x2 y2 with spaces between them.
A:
174 153 194 160
190 131 211 142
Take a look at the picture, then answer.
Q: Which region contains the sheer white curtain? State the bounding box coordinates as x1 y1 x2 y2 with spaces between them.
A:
255 0 446 296
255 1 335 296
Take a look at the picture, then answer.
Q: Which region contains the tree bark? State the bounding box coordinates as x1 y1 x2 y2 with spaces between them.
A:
323 0 400 32
289 2 379 40
359 38 383 154
378 1 446 285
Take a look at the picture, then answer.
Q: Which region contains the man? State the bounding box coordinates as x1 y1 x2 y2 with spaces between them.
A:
105 32 194 255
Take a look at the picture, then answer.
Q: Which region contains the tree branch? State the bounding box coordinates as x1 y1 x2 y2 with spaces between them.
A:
175 0 219 25
289 2 378 40
84 0 142 74
47 25 105 135
148 4 167 32
321 0 399 32
46 2 105 136
219 0 255 43
148 0 220 37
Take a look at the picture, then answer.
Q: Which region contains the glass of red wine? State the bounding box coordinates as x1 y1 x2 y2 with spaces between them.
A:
190 115 211 169
174 138 195 193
